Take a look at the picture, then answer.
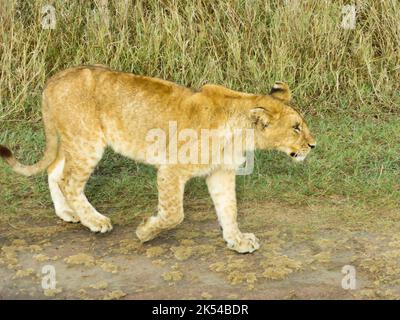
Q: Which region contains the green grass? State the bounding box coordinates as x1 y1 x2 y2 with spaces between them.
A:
0 0 399 222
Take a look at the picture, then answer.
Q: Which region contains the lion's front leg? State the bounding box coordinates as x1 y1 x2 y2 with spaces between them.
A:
136 167 187 242
206 169 260 253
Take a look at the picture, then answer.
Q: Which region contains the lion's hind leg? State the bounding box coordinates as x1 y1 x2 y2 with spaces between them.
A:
58 138 112 233
48 151 80 223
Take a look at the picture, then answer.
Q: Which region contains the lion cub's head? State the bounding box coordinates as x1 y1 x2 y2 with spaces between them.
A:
249 82 316 161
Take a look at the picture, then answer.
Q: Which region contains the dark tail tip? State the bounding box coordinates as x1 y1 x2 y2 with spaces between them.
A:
0 145 13 159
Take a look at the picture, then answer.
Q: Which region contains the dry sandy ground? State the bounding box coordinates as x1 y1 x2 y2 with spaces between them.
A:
1 200 400 299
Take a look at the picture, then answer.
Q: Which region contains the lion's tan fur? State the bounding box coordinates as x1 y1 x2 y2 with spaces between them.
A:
0 65 315 253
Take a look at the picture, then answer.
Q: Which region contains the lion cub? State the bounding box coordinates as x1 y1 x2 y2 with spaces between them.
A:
0 65 315 253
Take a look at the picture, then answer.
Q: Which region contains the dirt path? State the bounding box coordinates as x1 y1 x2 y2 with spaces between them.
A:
1 201 399 299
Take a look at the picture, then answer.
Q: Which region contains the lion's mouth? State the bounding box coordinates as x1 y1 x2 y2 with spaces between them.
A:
290 152 306 162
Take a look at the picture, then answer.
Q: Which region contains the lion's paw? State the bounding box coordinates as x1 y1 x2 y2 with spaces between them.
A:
56 209 80 223
226 233 260 253
80 213 112 233
136 217 159 242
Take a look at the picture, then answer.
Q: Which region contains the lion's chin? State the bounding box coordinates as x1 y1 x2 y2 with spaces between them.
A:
293 155 306 162
288 153 307 162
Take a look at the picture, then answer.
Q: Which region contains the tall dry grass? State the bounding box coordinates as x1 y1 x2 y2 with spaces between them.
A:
0 0 399 122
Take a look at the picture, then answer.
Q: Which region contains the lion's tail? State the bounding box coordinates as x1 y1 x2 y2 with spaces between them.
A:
0 100 58 177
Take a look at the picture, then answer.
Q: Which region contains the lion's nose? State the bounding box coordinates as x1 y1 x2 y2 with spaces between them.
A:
308 143 316 149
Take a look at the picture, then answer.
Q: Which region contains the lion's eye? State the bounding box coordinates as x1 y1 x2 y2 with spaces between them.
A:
293 123 301 132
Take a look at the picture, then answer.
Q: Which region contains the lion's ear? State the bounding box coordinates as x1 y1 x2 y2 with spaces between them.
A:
249 107 275 130
269 81 291 102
